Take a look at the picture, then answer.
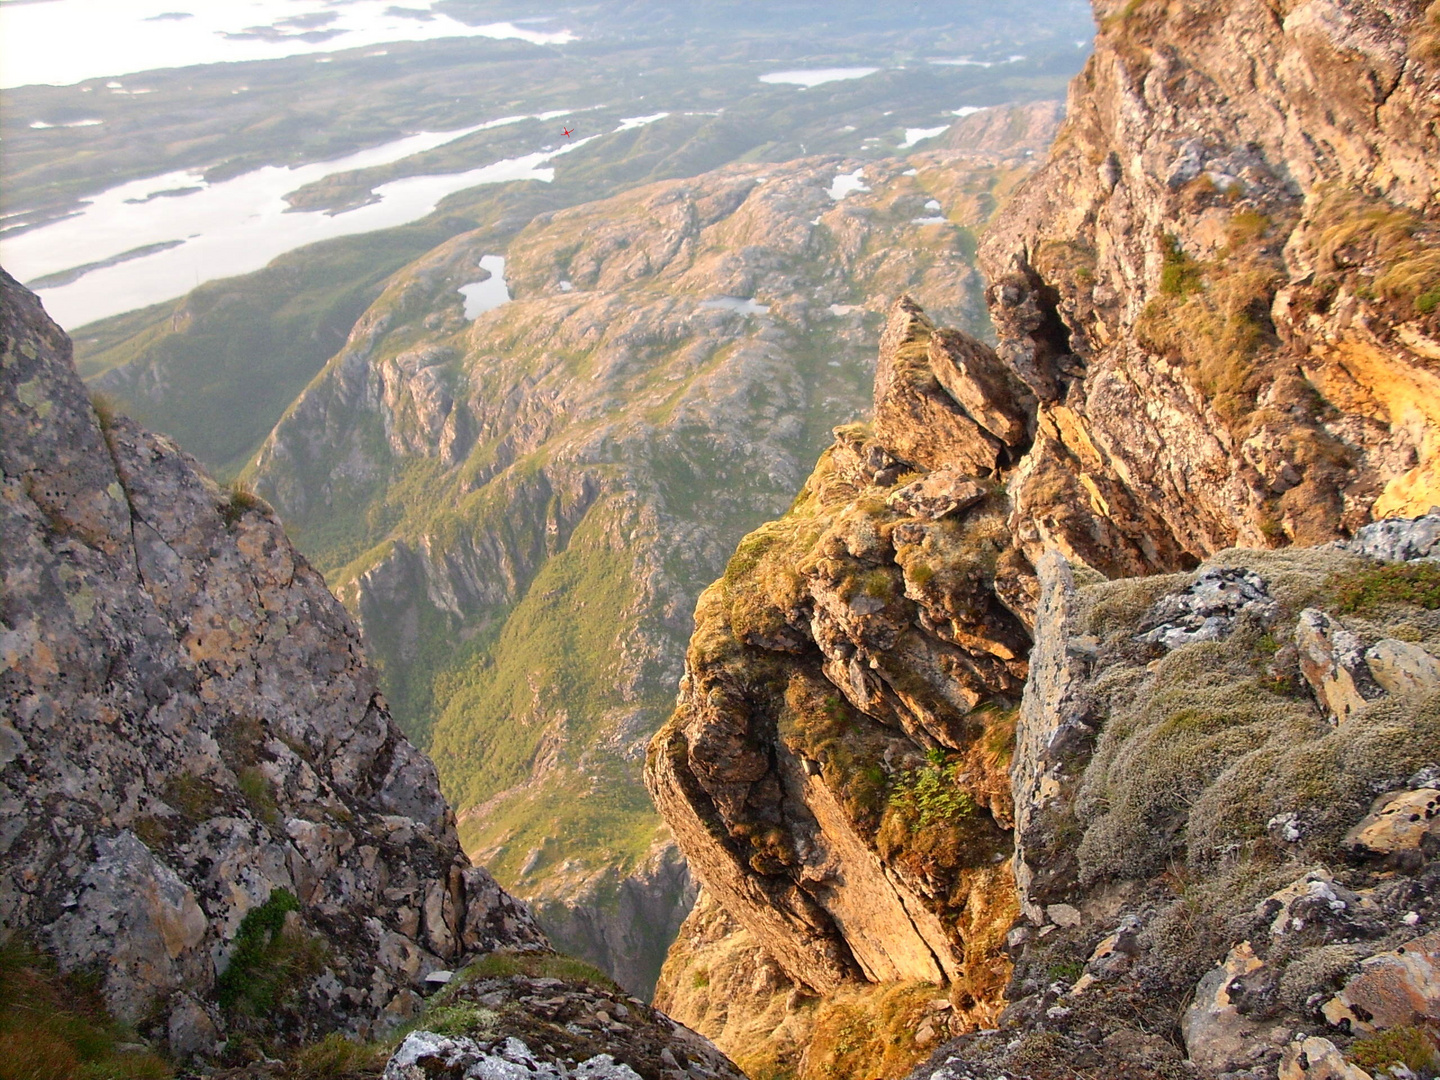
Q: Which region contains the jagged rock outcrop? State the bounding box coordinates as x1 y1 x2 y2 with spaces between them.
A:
0 270 546 1054
646 301 1028 1026
650 2 1440 1077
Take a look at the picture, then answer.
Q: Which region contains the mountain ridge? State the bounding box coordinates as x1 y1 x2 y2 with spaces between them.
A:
646 1 1440 1077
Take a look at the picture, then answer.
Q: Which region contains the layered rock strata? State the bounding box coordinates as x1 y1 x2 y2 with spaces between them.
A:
649 0 1440 1075
0 269 546 1053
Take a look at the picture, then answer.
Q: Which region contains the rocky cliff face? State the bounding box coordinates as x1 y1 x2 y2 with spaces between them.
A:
243 130 1054 994
985 0 1440 569
0 269 545 1054
648 2 1440 1077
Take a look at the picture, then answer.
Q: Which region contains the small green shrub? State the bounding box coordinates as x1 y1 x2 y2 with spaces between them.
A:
1332 562 1440 614
216 889 325 1019
1349 1025 1439 1073
888 752 976 829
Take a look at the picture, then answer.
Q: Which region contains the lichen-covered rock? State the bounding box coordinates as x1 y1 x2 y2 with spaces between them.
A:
1278 1037 1373 1080
1322 930 1440 1035
0 270 543 1053
1345 789 1440 856
912 544 1440 1079
1297 608 1387 723
1365 639 1440 697
1182 942 1288 1075
380 961 745 1080
872 299 1003 476
1342 513 1440 563
1135 567 1277 650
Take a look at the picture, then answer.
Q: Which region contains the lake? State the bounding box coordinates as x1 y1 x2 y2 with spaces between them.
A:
1 123 602 328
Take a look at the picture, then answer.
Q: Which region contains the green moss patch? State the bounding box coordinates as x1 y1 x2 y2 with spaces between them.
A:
1332 561 1440 614
1349 1025 1440 1074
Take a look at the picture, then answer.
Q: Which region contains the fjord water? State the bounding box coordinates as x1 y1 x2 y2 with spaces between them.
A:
2 127 598 329
0 0 575 89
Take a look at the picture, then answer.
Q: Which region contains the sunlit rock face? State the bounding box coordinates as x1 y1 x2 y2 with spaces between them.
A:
649 2 1440 1078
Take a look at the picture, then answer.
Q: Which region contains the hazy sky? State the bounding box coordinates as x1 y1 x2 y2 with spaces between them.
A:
0 0 577 88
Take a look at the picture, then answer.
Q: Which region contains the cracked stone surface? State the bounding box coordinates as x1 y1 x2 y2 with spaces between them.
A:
0 270 545 1052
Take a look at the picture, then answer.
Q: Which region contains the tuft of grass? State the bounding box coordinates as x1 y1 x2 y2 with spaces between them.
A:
221 482 269 527
1137 216 1286 425
0 938 172 1080
290 1032 389 1080
1312 185 1440 317
162 772 222 822
982 707 1019 766
216 889 326 1021
413 1003 498 1038
1331 561 1440 614
797 981 946 1080
457 950 617 991
1158 234 1204 297
236 767 279 828
1413 1 1440 64
90 391 121 432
